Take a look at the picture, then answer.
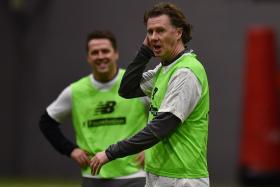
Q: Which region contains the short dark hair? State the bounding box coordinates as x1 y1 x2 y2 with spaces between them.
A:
86 30 117 52
143 2 192 45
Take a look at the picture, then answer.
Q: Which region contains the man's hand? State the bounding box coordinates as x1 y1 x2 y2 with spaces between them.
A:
143 35 155 57
70 148 90 168
143 35 151 48
90 151 109 175
136 151 145 167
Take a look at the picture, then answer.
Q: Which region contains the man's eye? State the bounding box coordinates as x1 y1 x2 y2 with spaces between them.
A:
102 49 110 54
147 30 153 35
91 51 98 55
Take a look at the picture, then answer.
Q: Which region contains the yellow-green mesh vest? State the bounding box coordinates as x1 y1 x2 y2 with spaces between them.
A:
71 69 148 178
145 53 210 178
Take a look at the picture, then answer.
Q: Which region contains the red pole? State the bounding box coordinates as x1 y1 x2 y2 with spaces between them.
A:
240 26 280 185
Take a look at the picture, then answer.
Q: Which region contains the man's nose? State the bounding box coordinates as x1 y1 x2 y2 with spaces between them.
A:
97 51 105 59
150 32 158 41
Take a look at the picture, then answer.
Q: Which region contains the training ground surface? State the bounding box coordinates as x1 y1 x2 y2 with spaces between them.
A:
0 178 80 187
0 178 245 187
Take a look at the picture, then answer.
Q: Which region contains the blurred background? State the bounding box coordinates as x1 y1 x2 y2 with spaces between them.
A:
1 0 280 186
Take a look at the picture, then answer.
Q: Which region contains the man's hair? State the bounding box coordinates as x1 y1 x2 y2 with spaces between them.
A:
86 30 117 51
143 2 192 45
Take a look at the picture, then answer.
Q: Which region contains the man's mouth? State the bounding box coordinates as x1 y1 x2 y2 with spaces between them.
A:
95 61 109 69
153 45 162 53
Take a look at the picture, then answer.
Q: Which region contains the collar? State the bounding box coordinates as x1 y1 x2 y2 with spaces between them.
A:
161 49 189 66
90 69 120 90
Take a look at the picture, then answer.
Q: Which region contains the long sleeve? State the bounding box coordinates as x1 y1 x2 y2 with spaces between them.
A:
105 112 181 160
39 111 77 157
39 86 76 157
118 45 154 98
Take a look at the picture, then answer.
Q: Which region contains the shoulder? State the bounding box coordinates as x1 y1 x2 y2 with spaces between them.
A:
71 75 92 92
170 68 199 84
168 68 202 96
72 75 91 85
143 64 162 78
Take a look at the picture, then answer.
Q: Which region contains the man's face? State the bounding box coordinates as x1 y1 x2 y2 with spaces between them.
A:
146 14 181 60
87 39 118 77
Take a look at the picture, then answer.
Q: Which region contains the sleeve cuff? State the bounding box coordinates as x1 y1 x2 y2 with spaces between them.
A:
138 45 154 60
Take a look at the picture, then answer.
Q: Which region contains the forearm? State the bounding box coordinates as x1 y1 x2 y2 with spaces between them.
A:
118 45 154 98
105 112 181 160
39 111 77 157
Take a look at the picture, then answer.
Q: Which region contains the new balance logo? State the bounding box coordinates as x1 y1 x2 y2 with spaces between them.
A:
95 101 116 114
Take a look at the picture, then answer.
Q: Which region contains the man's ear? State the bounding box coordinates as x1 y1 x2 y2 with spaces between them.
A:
176 28 183 40
115 51 119 60
86 53 92 66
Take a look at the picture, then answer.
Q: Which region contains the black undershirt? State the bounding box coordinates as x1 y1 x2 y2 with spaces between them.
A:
106 45 185 160
39 111 77 157
118 45 187 98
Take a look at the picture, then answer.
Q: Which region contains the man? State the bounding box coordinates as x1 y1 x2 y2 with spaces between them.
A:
90 2 210 187
39 30 148 187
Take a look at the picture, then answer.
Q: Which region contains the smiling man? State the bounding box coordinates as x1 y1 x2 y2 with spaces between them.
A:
90 3 210 187
39 30 148 187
